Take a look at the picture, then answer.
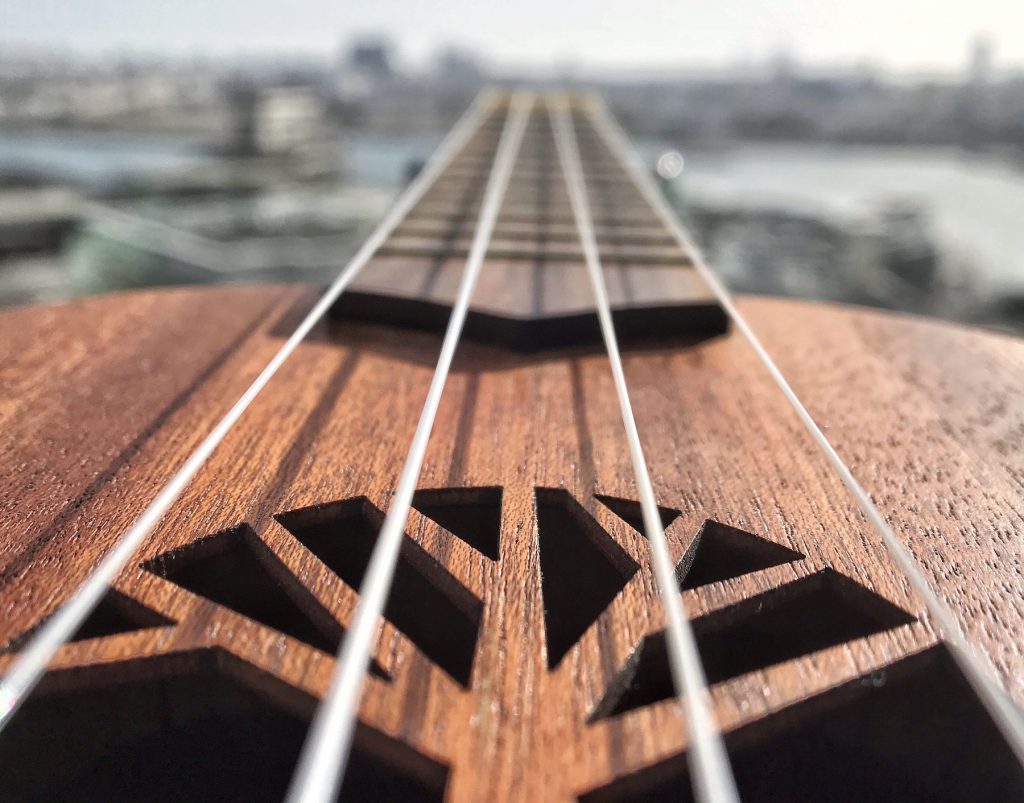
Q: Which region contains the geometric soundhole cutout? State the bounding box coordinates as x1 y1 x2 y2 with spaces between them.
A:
67 589 175 642
27 478 942 801
596 498 803 589
581 645 1024 802
595 493 682 533
0 649 449 802
412 486 503 560
2 588 174 654
141 524 387 676
676 519 805 590
589 568 916 721
536 488 640 670
276 497 483 688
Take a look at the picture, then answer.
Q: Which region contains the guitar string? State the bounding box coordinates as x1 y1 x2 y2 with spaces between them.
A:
284 90 536 803
587 96 1024 767
0 88 497 731
548 94 740 803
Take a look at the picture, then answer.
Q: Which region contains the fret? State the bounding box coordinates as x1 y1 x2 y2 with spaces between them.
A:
394 219 678 246
376 237 692 266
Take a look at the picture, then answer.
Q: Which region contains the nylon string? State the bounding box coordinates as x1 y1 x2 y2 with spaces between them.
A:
284 90 536 803
586 94 1024 769
0 88 497 732
548 94 741 803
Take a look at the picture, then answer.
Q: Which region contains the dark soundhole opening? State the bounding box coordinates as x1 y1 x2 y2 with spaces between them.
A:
590 568 914 721
2 589 174 654
536 488 640 670
0 652 448 802
277 497 483 688
412 486 503 560
581 645 1024 803
142 525 388 677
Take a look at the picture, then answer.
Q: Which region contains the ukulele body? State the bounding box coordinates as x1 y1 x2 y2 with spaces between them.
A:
1 283 1022 801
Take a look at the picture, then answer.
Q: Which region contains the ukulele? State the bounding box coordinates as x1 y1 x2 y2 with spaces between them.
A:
0 89 1022 803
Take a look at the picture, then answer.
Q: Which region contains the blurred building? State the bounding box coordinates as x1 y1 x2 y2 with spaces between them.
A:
336 37 396 102
252 87 330 154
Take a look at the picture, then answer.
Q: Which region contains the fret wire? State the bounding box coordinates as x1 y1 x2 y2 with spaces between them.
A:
0 88 497 733
284 90 536 803
587 96 1024 768
547 95 741 803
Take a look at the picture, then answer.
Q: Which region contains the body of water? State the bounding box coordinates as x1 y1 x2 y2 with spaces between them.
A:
0 130 209 187
662 143 1024 298
341 132 443 187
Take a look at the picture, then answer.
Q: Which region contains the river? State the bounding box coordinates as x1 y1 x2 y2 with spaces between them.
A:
664 142 1024 297
0 129 208 187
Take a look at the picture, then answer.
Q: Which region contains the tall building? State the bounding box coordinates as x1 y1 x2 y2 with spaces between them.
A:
337 37 396 102
967 33 994 88
347 39 394 81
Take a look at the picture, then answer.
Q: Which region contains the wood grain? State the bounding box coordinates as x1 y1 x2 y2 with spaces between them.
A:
0 284 1021 800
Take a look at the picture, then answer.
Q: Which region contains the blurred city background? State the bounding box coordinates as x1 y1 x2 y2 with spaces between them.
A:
2 1 1024 333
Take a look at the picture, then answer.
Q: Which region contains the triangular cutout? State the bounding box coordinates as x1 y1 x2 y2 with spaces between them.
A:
276 498 482 688
0 648 450 802
412 487 502 560
590 569 915 721
536 488 640 670
676 519 804 590
70 589 175 642
583 646 1024 803
595 494 681 535
2 589 174 654
142 524 386 677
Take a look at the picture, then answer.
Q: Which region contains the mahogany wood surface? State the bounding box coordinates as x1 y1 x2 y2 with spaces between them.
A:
1 283 1022 801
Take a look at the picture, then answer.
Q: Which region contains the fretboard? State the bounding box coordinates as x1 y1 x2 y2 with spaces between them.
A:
332 93 727 351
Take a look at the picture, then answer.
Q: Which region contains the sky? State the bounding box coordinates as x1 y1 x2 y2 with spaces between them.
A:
3 0 1024 75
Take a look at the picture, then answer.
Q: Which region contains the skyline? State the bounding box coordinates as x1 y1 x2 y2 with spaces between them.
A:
2 0 1023 76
